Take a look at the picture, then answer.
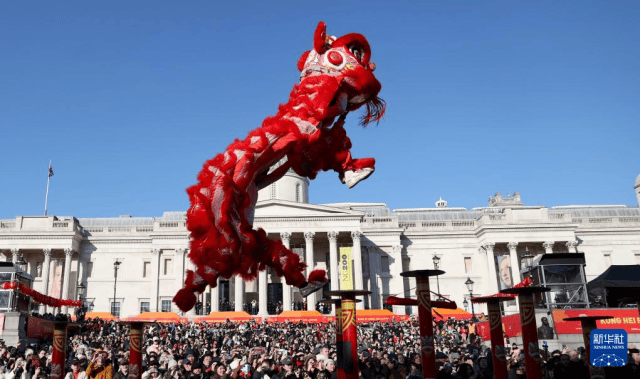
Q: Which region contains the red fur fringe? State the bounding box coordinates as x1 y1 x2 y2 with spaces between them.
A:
308 269 327 283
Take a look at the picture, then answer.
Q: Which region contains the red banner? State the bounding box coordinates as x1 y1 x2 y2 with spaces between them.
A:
477 314 523 340
552 309 640 334
477 309 640 339
27 317 55 339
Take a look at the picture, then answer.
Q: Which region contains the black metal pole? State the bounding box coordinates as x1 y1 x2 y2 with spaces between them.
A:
470 291 475 320
113 262 120 316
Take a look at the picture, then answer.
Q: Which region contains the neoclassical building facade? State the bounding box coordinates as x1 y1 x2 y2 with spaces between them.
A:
1 172 639 318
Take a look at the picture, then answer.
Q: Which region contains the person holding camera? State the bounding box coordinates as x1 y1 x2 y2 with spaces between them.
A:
86 351 113 379
6 357 30 379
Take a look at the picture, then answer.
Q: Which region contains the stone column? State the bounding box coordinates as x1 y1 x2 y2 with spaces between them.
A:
11 248 19 265
483 243 498 295
328 231 339 313
351 231 365 310
211 278 220 312
543 241 554 255
175 248 186 295
258 270 268 315
234 277 244 312
566 241 579 253
390 245 406 314
280 232 292 312
150 249 161 312
40 248 52 314
367 248 380 309
508 242 521 284
61 248 74 314
304 232 316 311
505 242 522 312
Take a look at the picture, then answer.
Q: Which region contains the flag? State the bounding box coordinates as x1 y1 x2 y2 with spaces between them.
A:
48 163 54 178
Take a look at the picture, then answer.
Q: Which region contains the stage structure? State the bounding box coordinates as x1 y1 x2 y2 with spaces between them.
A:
0 262 32 346
523 253 589 309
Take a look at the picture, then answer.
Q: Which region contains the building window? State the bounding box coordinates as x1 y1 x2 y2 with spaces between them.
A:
603 253 612 268
161 300 172 312
464 257 472 273
270 184 276 199
381 256 390 273
35 262 43 278
140 301 150 313
111 302 121 317
163 258 173 276
143 262 150 278
296 184 301 202
85 262 93 278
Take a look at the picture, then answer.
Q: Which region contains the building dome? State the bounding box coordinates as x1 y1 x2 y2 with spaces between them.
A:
435 196 447 208
636 173 640 189
256 158 309 203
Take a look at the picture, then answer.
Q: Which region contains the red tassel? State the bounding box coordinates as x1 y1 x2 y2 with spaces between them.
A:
173 288 197 313
308 269 327 283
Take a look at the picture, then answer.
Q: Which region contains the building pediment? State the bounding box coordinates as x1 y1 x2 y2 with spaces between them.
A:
255 200 364 219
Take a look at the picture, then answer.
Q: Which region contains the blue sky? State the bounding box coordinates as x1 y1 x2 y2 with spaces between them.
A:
1 1 639 218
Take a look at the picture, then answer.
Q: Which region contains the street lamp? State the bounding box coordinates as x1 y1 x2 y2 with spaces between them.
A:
462 298 469 312
465 277 475 321
522 248 535 279
432 255 441 295
113 261 121 317
17 255 27 271
76 282 87 322
76 282 85 301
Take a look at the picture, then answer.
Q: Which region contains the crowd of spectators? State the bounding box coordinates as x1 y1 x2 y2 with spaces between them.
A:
0 313 639 378
200 301 332 316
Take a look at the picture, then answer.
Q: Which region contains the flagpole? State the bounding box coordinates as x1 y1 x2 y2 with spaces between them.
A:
44 160 51 216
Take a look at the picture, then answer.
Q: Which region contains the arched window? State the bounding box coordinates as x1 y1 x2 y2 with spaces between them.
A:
296 183 301 202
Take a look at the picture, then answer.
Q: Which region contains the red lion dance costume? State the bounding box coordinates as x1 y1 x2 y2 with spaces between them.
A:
174 21 385 312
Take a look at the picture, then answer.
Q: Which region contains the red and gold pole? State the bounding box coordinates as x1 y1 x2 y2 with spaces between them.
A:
128 322 144 379
119 321 154 379
563 315 613 379
401 269 445 379
49 321 71 379
326 290 370 379
320 299 344 379
471 297 510 379
501 286 549 379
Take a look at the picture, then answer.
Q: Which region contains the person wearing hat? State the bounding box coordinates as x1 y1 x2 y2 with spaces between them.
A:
147 336 161 355
112 360 128 379
143 366 160 379
276 358 293 379
65 357 88 379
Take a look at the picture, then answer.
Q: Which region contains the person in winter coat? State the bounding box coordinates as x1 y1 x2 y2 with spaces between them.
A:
85 351 113 379
66 358 89 379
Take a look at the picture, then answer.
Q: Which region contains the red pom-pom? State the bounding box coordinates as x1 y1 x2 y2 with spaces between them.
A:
173 288 197 312
308 269 327 284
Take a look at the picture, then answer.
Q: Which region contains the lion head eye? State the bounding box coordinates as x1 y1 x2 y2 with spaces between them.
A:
349 45 363 62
